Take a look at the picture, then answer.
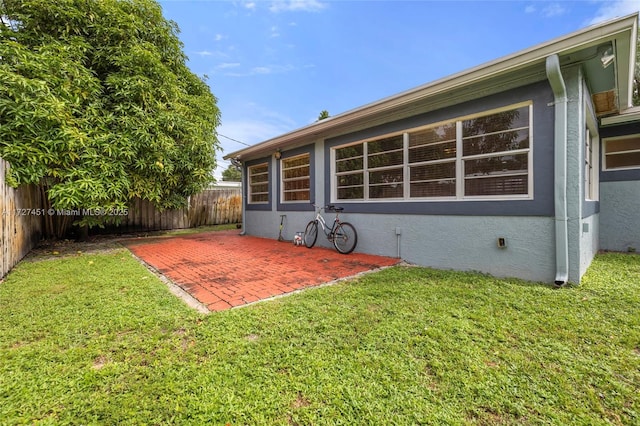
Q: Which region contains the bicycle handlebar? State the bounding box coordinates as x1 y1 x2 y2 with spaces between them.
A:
311 203 344 212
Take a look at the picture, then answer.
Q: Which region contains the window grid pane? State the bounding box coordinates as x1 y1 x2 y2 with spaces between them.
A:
606 152 640 169
368 135 403 154
248 163 269 204
410 162 456 181
464 175 528 196
462 128 529 157
462 106 529 137
604 135 640 170
338 186 364 200
605 136 640 153
464 153 528 177
410 181 456 197
281 154 310 202
409 141 456 163
409 124 457 147
408 124 458 198
365 135 404 199
333 103 531 200
336 144 365 200
461 106 530 196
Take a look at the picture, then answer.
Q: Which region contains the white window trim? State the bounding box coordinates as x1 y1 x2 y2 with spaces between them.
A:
280 153 311 203
248 162 269 204
584 128 600 201
584 96 599 201
331 101 534 203
602 133 640 172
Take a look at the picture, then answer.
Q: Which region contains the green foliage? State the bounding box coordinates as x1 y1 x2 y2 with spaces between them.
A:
1 248 639 423
0 0 221 226
221 163 241 181
317 109 330 121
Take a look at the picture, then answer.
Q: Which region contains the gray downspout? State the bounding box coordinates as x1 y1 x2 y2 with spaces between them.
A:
545 54 569 285
240 165 246 235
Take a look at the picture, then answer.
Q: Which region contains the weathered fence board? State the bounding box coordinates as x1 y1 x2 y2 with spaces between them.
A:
106 188 241 233
1 155 240 277
1 158 43 279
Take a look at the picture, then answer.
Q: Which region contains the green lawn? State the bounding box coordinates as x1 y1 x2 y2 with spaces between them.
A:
1 250 638 425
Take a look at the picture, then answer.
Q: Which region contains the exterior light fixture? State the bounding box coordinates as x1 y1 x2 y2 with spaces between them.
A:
274 149 282 160
600 47 615 68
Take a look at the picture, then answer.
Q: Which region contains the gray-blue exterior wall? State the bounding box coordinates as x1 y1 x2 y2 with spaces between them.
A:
240 79 598 283
599 121 640 252
324 81 555 216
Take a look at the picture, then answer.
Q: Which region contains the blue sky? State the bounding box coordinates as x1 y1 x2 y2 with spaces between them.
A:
157 0 639 177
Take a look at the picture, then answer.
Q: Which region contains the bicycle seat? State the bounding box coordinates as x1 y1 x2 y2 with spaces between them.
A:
333 207 344 212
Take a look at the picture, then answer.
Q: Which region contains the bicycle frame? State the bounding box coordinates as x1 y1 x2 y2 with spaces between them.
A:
312 205 340 239
304 204 358 254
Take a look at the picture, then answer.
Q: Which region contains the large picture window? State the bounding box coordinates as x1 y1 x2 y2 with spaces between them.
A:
336 144 364 200
333 103 532 201
461 106 530 196
368 135 404 199
248 163 269 204
281 154 310 202
603 134 640 171
409 123 457 197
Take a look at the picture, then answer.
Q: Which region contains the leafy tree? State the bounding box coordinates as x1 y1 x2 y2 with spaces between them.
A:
221 163 241 181
317 110 330 121
0 0 221 235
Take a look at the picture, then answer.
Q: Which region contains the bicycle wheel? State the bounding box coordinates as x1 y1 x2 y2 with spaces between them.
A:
304 220 318 248
333 222 357 254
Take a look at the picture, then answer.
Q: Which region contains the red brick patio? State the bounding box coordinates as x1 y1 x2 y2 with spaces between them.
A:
123 230 400 312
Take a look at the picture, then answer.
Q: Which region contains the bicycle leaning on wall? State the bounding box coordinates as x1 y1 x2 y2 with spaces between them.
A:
303 204 358 254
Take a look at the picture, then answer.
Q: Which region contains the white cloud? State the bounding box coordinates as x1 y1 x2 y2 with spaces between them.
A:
225 63 299 77
523 2 571 18
252 66 273 74
216 62 241 69
586 0 639 25
214 34 226 42
270 25 280 37
541 3 567 18
269 0 327 13
243 1 256 11
194 50 214 56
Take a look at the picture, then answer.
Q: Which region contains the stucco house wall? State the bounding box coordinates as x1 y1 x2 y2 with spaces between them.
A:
242 80 567 283
229 14 639 285
599 121 640 253
563 65 602 282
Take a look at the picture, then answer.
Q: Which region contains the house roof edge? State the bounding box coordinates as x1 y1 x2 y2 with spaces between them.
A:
224 12 639 161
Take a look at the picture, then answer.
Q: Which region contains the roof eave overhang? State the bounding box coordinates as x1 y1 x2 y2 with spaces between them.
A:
601 106 640 126
224 13 639 161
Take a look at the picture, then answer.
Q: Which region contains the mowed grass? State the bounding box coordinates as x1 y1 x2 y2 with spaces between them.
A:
1 250 639 425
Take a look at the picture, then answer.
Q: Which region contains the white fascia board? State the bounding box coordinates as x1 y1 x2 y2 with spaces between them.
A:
224 13 639 161
601 106 640 126
619 17 638 109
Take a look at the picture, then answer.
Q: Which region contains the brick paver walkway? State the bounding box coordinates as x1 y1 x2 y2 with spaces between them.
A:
123 230 400 311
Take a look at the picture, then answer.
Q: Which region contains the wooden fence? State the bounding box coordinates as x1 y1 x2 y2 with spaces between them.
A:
1 154 241 277
1 158 43 279
105 188 242 233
